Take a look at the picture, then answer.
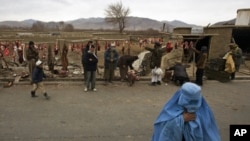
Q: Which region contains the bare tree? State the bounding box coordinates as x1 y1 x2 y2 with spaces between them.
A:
64 24 74 32
105 1 130 33
58 21 65 31
31 21 45 32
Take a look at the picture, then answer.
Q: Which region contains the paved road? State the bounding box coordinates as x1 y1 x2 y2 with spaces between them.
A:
0 80 250 141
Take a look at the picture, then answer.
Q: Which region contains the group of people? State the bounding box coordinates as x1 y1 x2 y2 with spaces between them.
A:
2 39 242 106
79 40 212 91
81 41 139 91
0 41 25 69
81 40 177 90
78 39 222 140
145 41 208 87
150 42 242 141
169 42 242 86
143 40 221 141
2 40 226 140
26 41 50 99
0 41 49 99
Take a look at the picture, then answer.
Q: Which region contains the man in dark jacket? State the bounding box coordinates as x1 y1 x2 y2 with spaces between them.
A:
145 42 164 69
145 42 165 85
26 41 39 79
168 61 190 86
84 45 98 92
31 60 49 99
82 40 93 80
190 46 208 86
117 55 138 81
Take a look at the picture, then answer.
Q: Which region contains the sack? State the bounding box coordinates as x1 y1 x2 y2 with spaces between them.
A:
153 68 163 75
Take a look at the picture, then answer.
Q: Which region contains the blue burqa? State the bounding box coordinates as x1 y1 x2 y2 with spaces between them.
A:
151 82 221 141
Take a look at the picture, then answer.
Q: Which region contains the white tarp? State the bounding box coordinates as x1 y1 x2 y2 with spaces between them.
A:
133 47 184 75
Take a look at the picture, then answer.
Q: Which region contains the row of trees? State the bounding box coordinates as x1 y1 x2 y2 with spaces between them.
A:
31 21 74 32
30 1 129 33
33 1 131 33
0 2 146 33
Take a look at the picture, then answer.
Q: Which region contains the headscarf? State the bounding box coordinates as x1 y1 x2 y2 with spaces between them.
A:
151 82 221 141
178 83 202 113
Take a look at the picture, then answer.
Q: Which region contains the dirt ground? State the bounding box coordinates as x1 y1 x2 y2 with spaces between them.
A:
0 80 250 141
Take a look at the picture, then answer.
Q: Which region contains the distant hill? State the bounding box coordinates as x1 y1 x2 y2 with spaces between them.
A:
0 19 36 28
61 17 202 32
212 18 236 26
0 17 205 31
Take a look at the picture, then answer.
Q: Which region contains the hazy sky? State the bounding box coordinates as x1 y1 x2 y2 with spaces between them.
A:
0 0 249 26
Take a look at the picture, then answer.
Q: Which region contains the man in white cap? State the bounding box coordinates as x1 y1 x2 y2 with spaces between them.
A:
31 60 49 99
103 42 119 84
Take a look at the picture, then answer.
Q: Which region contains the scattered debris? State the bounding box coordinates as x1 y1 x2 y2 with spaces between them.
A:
3 81 13 88
14 76 21 83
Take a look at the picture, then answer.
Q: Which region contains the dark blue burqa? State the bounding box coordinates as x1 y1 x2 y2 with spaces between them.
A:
151 82 221 141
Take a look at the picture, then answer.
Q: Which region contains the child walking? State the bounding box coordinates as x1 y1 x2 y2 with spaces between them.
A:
31 60 50 99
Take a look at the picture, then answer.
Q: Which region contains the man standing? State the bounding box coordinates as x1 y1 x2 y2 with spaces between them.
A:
82 40 93 80
84 45 98 92
145 42 165 85
61 43 69 71
104 42 119 84
190 46 208 86
229 43 243 80
26 41 39 80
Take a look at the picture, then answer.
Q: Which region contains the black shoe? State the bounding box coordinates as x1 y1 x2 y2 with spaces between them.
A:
31 91 38 98
150 82 156 86
157 81 161 85
43 93 50 100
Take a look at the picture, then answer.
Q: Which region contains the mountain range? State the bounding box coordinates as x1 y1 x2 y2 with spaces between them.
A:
0 16 235 31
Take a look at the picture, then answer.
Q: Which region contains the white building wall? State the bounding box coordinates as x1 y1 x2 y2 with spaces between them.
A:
235 9 250 26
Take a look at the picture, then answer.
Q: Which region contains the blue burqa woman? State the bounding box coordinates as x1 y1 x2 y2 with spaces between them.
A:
151 82 221 141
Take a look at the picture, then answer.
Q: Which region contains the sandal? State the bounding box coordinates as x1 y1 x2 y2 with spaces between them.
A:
3 81 13 88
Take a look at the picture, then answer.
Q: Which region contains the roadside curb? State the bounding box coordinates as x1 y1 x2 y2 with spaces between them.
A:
1 76 250 86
